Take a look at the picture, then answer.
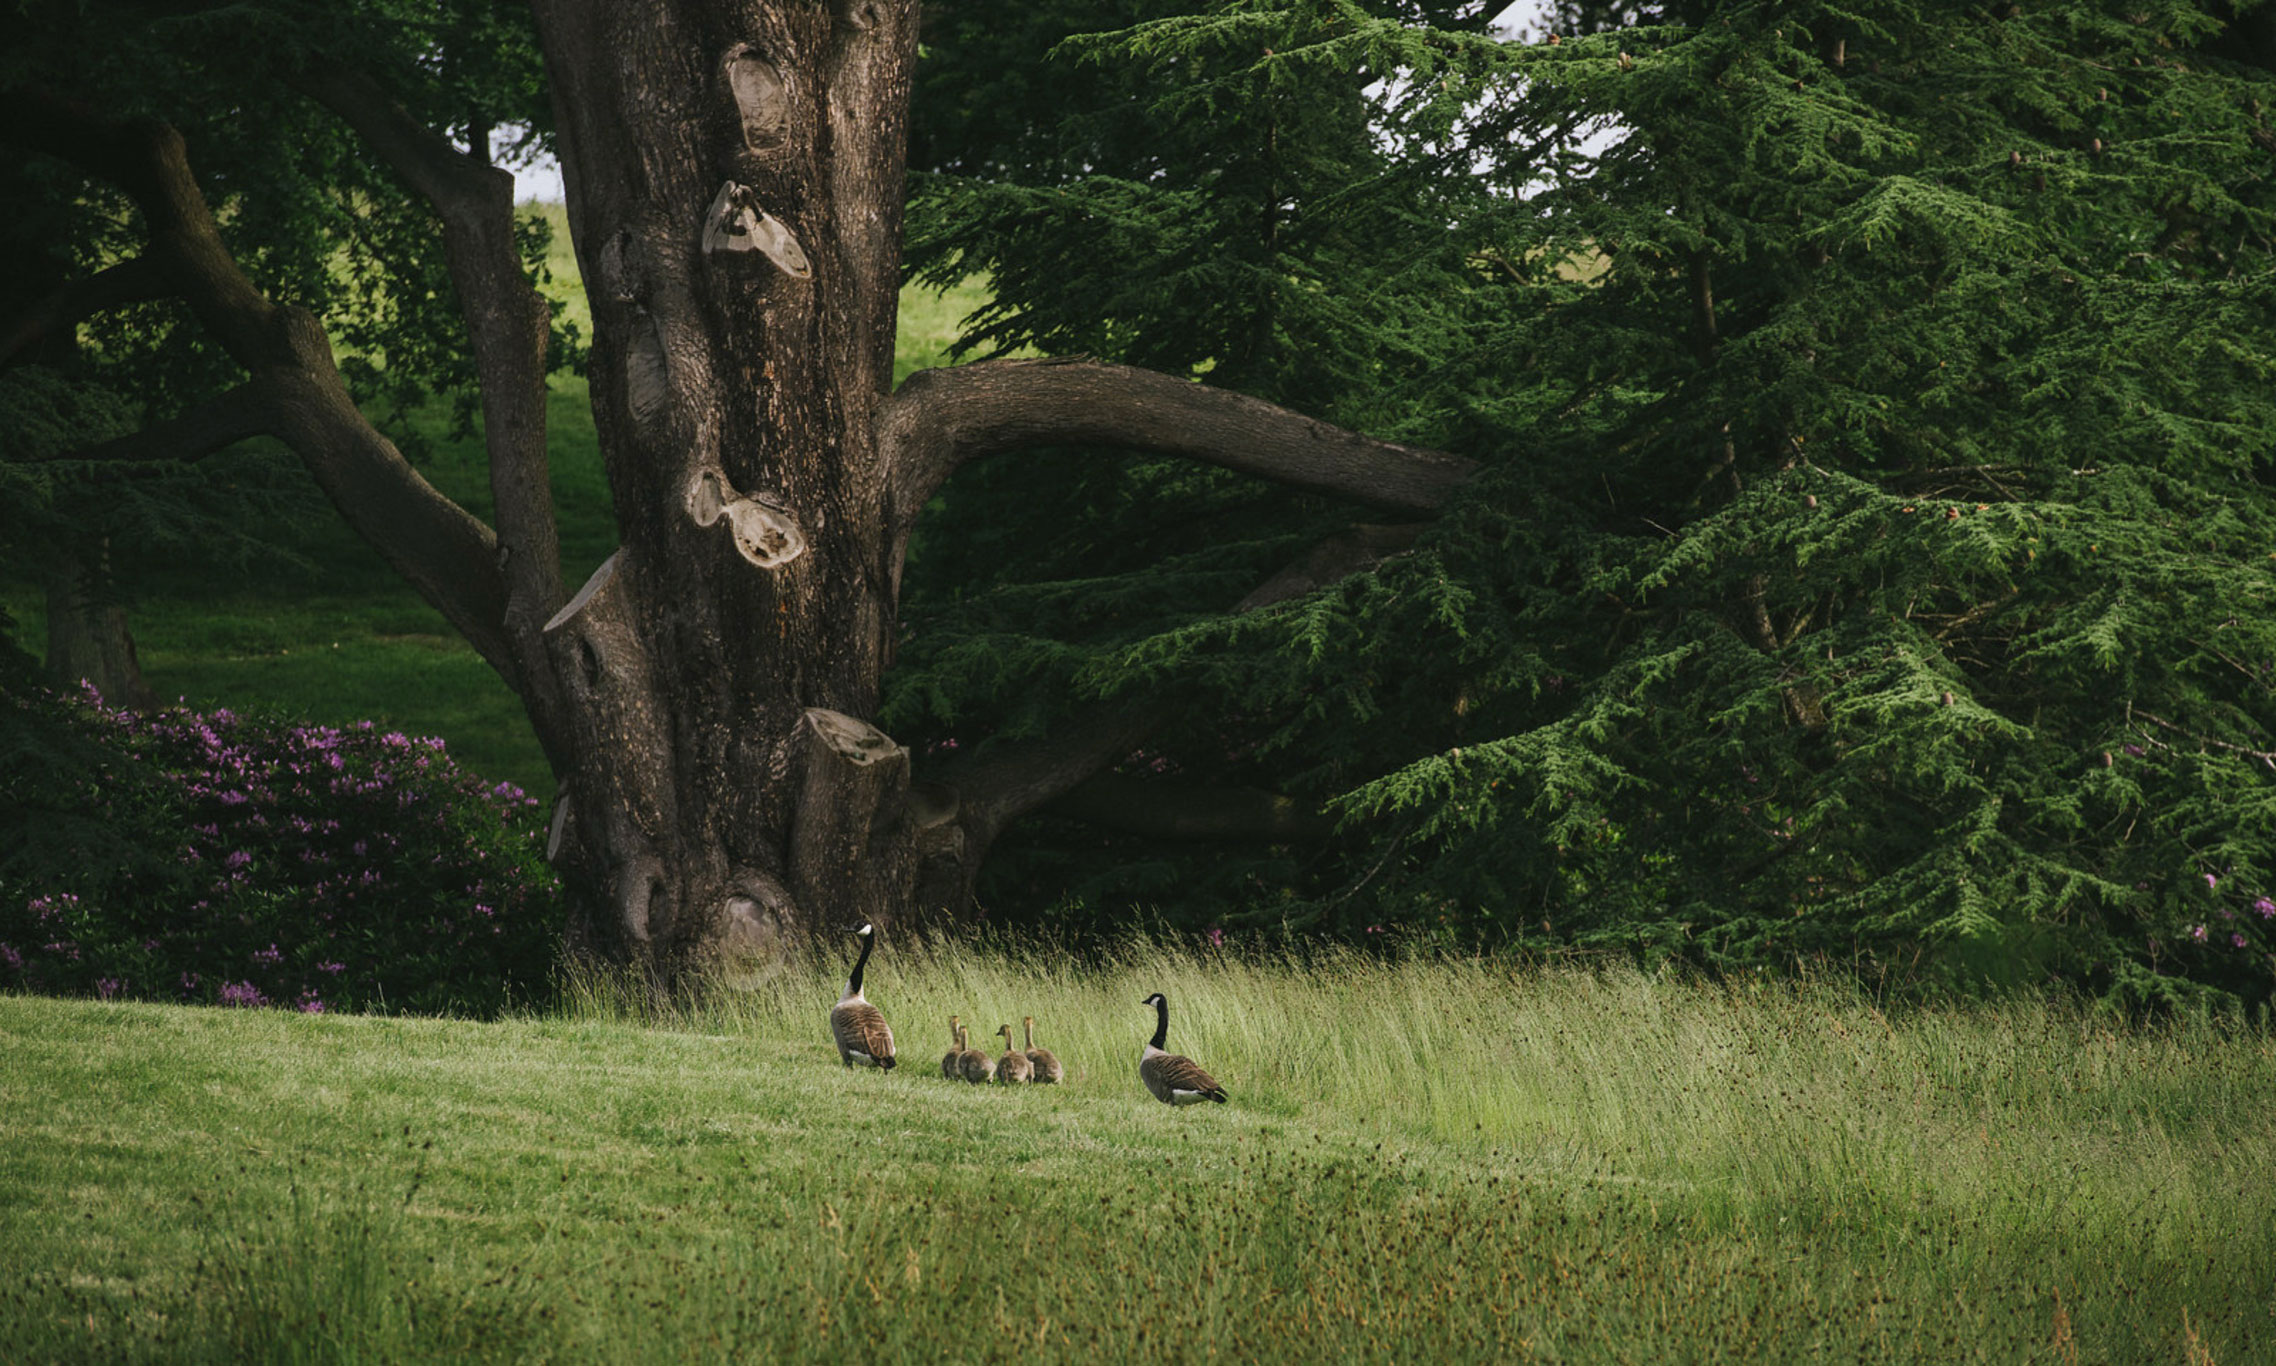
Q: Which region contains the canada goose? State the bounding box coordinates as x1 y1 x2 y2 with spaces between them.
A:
957 1025 996 1084
1023 1016 1063 1084
1138 992 1226 1105
994 1024 1034 1084
942 1016 966 1080
828 923 895 1069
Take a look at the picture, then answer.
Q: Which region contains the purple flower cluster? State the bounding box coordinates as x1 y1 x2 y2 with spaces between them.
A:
218 980 267 1008
2177 875 2275 964
0 687 559 1015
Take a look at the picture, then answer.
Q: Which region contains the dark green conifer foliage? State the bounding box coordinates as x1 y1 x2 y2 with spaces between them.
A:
903 0 2276 1007
898 0 1505 928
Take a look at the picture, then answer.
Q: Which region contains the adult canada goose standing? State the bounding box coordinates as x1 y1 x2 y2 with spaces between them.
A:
1138 992 1226 1105
994 1024 1034 1084
942 1016 967 1080
828 923 896 1069
1023 1016 1063 1084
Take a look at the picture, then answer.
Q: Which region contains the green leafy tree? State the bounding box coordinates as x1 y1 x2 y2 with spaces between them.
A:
0 1 575 701
903 0 2276 1008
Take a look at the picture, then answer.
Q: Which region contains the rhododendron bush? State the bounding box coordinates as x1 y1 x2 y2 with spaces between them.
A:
1 686 558 1015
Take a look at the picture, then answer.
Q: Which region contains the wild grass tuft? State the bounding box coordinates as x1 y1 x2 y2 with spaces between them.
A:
5 940 2269 1362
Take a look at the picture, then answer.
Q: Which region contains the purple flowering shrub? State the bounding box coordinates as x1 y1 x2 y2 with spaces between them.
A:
0 687 558 1015
2133 872 2276 1012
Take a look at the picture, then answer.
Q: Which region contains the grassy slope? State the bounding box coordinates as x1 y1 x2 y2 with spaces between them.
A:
4 947 2271 1363
4 203 987 801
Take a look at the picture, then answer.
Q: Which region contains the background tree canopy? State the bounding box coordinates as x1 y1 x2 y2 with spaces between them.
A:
0 0 579 670
896 0 2276 1011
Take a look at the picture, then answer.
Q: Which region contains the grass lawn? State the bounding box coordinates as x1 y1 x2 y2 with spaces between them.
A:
3 205 992 802
3 945 2270 1363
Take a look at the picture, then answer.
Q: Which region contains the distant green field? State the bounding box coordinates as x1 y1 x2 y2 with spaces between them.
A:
4 203 991 800
2 945 2269 1362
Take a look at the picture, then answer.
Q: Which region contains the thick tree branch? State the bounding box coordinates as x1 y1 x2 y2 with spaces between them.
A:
0 256 171 367
1234 523 1423 611
0 88 518 679
877 357 1479 545
1044 774 1334 842
299 66 570 764
1 94 286 361
292 70 501 214
928 700 1178 855
921 518 1423 866
48 381 276 464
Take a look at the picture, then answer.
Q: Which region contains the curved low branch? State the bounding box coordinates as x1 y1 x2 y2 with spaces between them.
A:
878 357 1480 545
0 88 518 679
0 256 170 368
51 380 276 464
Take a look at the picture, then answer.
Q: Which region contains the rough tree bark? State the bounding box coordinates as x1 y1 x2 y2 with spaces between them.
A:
3 1 1478 975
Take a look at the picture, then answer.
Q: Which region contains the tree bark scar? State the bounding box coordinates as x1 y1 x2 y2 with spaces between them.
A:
685 466 808 568
723 46 789 154
805 707 901 765
686 468 727 527
701 180 812 278
725 497 806 567
626 314 670 428
547 795 572 862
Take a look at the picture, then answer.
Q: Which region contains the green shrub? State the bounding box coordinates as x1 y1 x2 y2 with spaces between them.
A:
0 685 559 1015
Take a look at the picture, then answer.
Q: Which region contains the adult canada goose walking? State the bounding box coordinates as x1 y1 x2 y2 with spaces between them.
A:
994 1024 1034 1084
942 1016 966 1080
829 924 895 1069
1138 992 1226 1105
1023 1016 1063 1084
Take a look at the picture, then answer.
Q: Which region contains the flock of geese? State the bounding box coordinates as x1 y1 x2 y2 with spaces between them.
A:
827 923 1229 1106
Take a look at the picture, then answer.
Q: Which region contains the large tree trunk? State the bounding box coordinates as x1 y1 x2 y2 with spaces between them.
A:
524 0 1480 970
529 1 921 968
45 549 157 711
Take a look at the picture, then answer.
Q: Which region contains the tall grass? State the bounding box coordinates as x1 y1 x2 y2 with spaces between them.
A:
0 940 2219 1361
569 936 2272 1250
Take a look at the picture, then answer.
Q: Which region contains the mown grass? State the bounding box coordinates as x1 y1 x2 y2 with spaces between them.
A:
3 944 2269 1363
4 205 990 800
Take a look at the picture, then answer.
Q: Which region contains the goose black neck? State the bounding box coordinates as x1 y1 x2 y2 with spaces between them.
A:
847 932 874 994
1150 996 1169 1050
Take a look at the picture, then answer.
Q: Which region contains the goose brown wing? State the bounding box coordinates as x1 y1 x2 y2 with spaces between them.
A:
1141 1051 1227 1103
832 1000 895 1066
